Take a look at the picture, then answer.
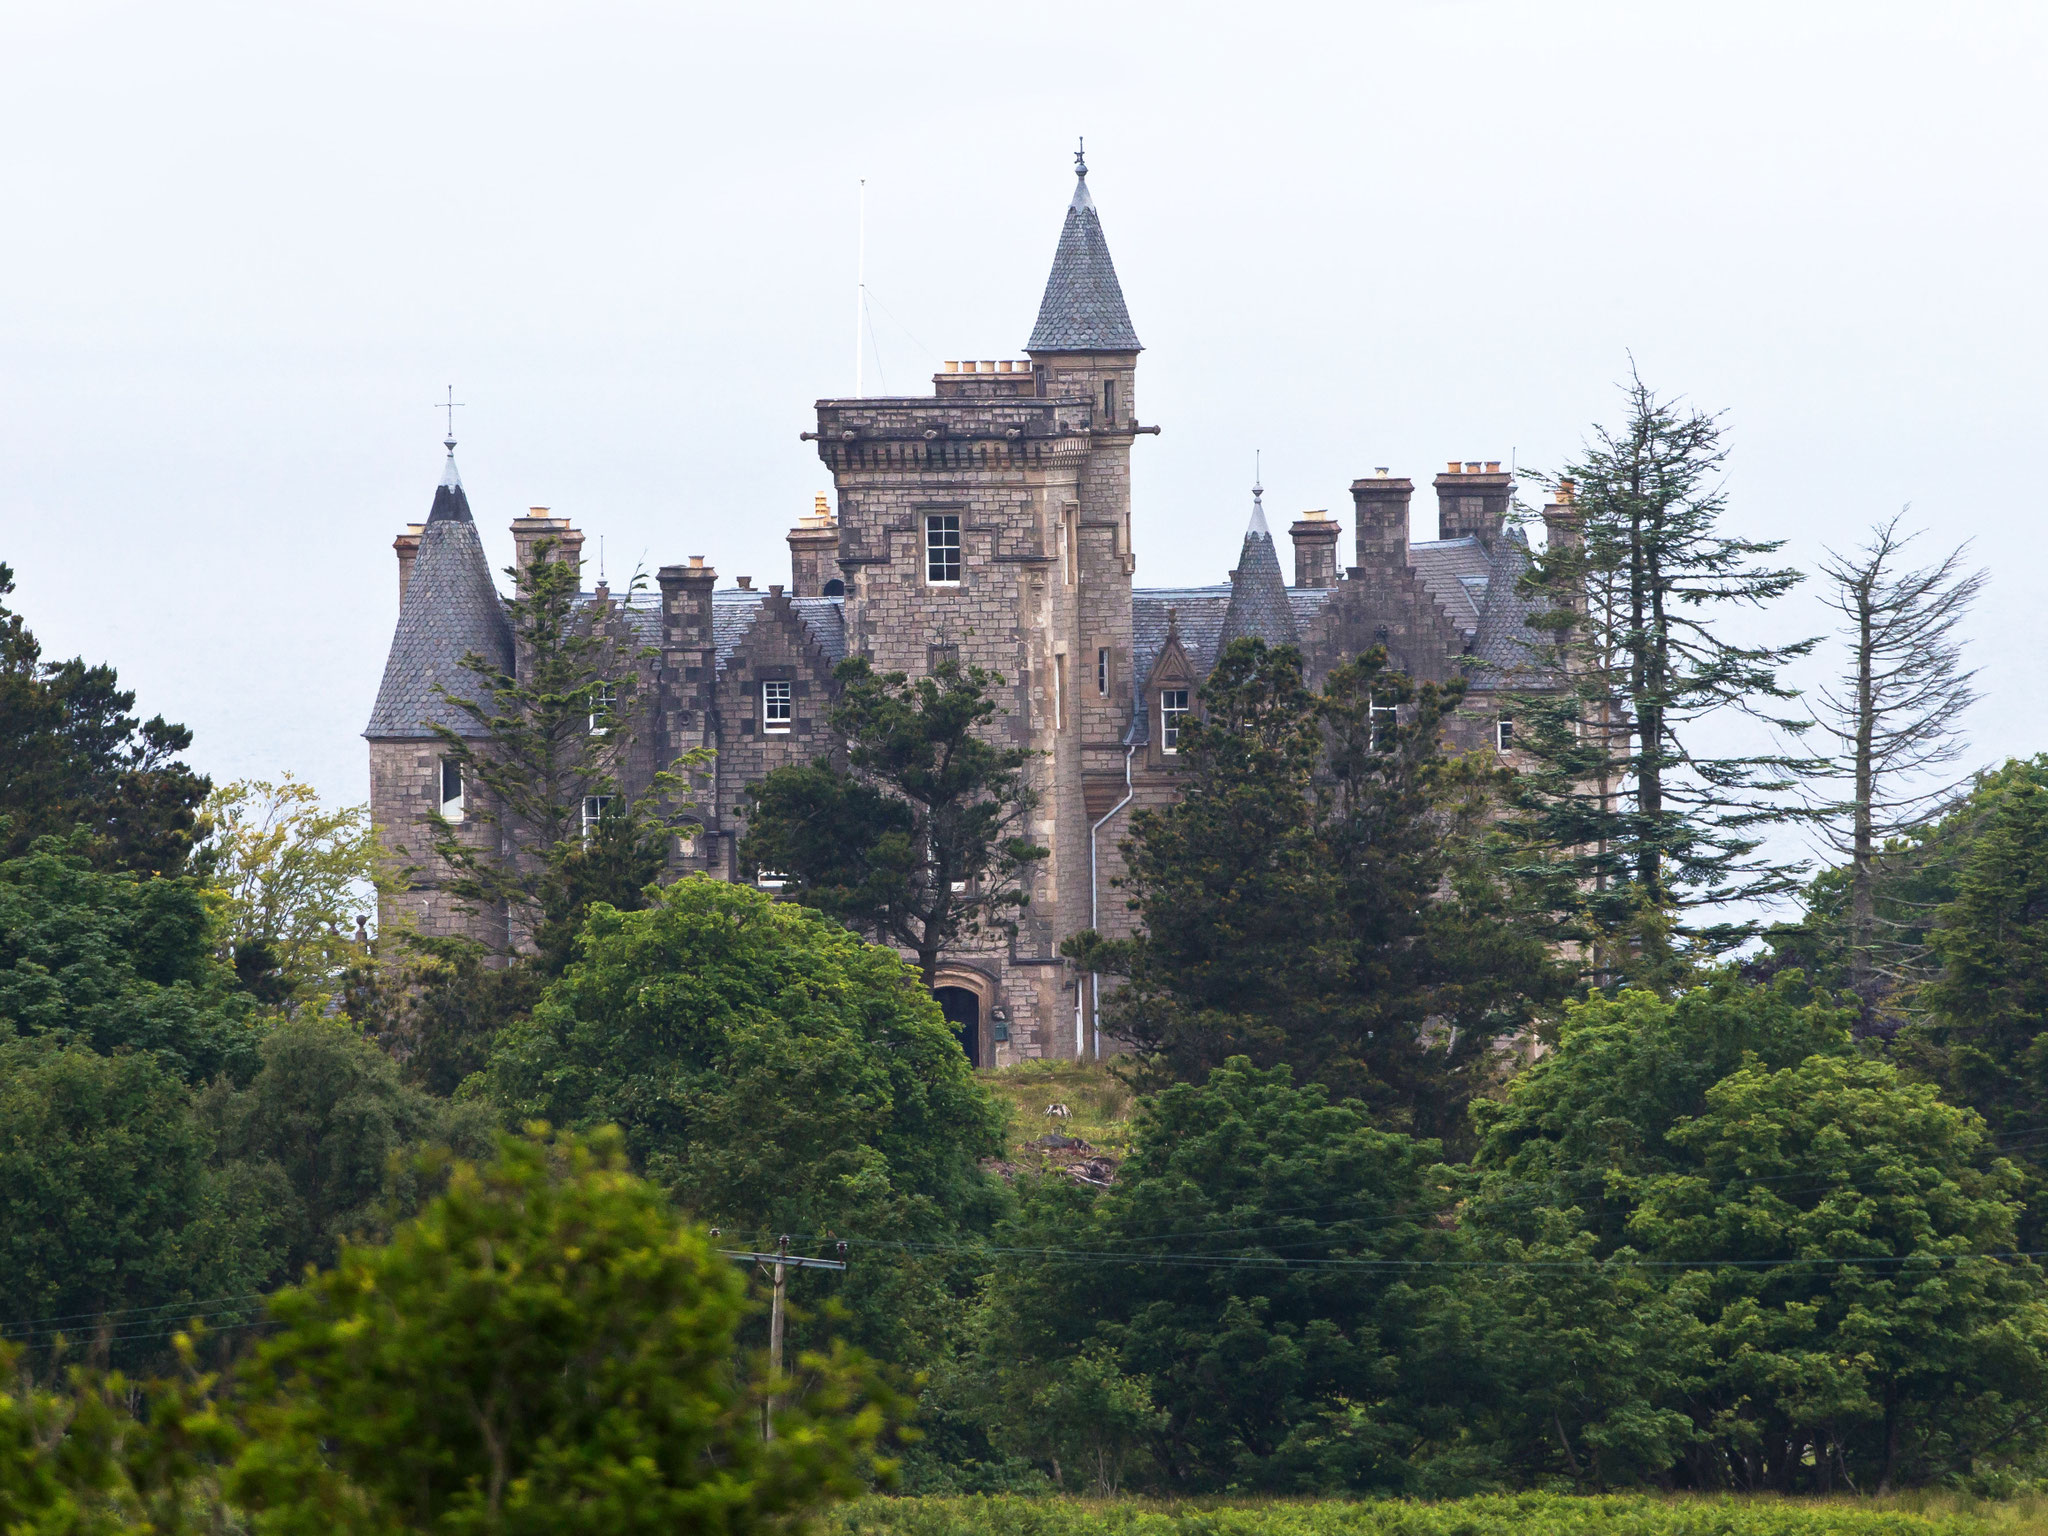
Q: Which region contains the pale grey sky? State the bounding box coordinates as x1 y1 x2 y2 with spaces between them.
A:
5 1 2043 902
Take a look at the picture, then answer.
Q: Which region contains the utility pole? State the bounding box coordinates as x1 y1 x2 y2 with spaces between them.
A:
767 1235 787 1439
712 1234 846 1442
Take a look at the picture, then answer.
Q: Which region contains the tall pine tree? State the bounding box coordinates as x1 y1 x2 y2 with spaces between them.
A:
1509 372 1820 985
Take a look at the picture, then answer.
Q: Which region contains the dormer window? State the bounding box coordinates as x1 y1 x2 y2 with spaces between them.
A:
762 679 793 733
589 681 617 735
439 759 464 823
926 514 961 584
1160 689 1190 754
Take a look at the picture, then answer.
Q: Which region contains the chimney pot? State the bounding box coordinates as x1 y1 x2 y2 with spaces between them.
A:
769 583 784 595
689 555 704 569
529 506 550 517
737 575 752 590
1465 461 1481 473
944 360 959 373
1375 466 1390 477
1484 461 1501 473
1447 461 1461 474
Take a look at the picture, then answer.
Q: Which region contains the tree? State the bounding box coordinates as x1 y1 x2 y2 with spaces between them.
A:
1812 517 1985 998
973 1058 1472 1493
0 1042 284 1369
0 834 262 1085
1511 373 1820 983
473 876 1005 1365
1900 769 2048 1243
1070 640 1565 1143
0 563 209 876
1467 973 1855 1253
1633 1054 2048 1492
192 776 376 1011
230 1129 902 1536
199 1018 495 1280
427 544 703 975
740 658 1045 987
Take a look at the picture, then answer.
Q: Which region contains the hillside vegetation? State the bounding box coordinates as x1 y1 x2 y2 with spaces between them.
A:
831 1494 2048 1536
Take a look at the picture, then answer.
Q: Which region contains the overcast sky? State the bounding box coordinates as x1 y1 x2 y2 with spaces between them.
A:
5 1 2043 901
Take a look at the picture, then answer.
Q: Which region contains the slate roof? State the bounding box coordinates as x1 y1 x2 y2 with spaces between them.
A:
1026 171 1142 353
364 449 515 740
1408 535 1495 633
1126 585 1337 743
1468 530 1558 684
1216 497 1298 650
710 590 847 672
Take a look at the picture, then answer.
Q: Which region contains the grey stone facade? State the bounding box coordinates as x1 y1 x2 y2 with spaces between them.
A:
364 165 1565 1066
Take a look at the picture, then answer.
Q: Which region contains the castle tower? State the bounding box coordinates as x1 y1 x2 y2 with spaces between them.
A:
364 438 514 951
810 147 1147 1063
1217 482 1299 649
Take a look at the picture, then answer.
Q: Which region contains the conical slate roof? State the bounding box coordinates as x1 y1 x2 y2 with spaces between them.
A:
364 443 514 740
1026 162 1142 353
1217 486 1298 649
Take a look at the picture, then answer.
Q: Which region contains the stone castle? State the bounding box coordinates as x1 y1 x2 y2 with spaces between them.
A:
367 156 1567 1067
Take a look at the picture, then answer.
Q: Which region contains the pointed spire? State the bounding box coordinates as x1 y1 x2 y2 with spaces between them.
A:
365 440 511 740
428 437 473 524
1027 142 1141 353
1217 473 1298 650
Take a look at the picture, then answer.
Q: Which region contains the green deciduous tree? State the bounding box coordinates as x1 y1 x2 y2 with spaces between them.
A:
740 658 1045 987
0 1043 283 1368
1896 768 2048 1243
973 1058 1472 1494
230 1128 901 1536
199 1018 495 1280
473 876 1004 1364
0 836 261 1085
193 775 376 1012
427 545 703 975
1634 1054 2048 1492
1510 374 1820 984
0 564 210 877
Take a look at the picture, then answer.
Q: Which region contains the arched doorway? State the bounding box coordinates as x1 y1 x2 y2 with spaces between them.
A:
935 986 981 1067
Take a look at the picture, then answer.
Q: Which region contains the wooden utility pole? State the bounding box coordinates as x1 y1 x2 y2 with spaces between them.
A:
715 1236 846 1442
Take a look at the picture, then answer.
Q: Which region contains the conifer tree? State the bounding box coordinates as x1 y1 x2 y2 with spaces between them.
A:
427 543 705 973
1812 516 1984 997
740 658 1045 987
1510 372 1820 984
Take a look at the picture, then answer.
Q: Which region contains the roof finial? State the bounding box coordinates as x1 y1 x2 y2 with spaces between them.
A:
1075 136 1087 181
1248 451 1270 537
437 385 464 449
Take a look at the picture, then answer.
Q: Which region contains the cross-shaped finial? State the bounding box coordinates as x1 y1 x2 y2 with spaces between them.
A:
436 385 465 444
1075 136 1087 180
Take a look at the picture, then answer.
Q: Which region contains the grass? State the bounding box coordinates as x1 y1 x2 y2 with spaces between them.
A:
979 1059 1136 1160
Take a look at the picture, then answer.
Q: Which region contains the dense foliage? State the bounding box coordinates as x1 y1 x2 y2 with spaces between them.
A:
741 657 1046 986
474 876 1006 1365
827 1494 2030 1536
0 564 211 876
1071 640 1565 1145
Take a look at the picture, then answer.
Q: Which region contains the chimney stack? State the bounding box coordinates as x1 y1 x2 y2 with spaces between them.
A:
787 492 841 597
1433 462 1513 546
1350 473 1413 572
1289 510 1341 589
511 508 585 583
394 523 425 600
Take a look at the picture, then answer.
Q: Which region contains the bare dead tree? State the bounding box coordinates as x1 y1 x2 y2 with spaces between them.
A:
1814 514 1985 993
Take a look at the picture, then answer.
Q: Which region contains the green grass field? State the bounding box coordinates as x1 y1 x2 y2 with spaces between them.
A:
830 1493 2048 1536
